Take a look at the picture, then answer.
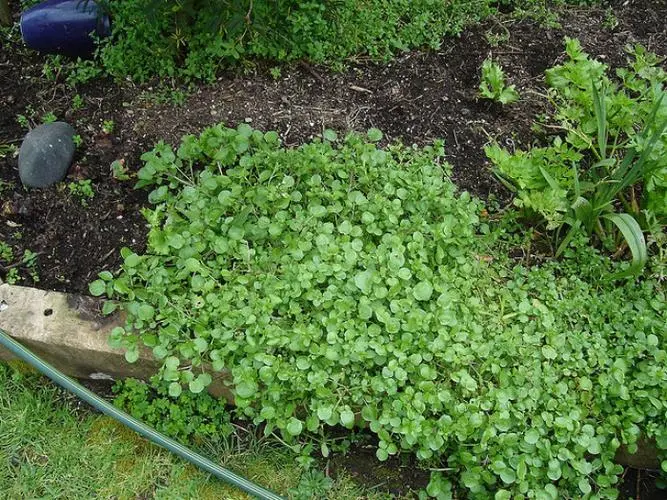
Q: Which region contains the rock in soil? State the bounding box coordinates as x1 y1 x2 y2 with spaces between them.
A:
18 122 76 188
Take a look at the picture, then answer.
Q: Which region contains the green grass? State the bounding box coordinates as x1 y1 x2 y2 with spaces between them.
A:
0 362 383 499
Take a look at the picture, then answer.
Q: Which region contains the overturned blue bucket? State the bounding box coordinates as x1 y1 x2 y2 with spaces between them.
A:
20 0 110 58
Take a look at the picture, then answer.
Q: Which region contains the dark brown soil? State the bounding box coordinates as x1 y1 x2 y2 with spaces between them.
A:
1 1 667 497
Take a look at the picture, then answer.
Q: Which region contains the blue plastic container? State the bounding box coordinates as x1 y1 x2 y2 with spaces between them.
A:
20 0 110 58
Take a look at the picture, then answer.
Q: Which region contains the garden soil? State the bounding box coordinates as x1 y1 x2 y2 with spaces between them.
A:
1 0 666 496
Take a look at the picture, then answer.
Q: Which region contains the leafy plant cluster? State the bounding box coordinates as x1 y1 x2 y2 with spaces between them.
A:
90 0 601 82
96 0 490 82
112 377 233 441
479 58 520 105
67 179 95 206
0 241 39 285
487 39 667 275
93 123 667 497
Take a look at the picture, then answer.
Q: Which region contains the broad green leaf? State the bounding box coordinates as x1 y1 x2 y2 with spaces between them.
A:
168 382 182 398
137 304 155 321
541 345 557 360
367 128 383 142
235 380 257 399
354 271 374 294
601 213 647 278
286 417 303 436
101 301 118 315
578 478 592 494
189 373 212 393
413 281 433 301
317 406 333 421
124 349 139 363
89 280 106 297
524 429 540 444
165 356 180 371
124 253 141 268
340 408 355 428
323 129 338 141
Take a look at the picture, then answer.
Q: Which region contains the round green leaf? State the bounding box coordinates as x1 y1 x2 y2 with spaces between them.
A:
524 429 540 444
323 129 338 142
124 349 139 363
367 128 383 142
542 345 557 360
340 408 355 428
578 478 591 494
168 382 182 398
235 380 257 399
286 417 303 436
413 281 433 301
317 406 333 421
137 304 155 321
124 253 141 268
165 356 180 371
354 271 373 294
89 280 106 297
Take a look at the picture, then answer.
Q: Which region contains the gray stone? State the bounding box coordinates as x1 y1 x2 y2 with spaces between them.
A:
0 284 235 403
18 122 76 188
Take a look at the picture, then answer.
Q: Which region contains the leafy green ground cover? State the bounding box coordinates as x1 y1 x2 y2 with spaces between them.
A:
70 0 601 82
93 111 667 497
0 362 378 499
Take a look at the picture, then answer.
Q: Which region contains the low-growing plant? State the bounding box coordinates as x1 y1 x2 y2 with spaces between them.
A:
15 113 29 129
479 58 519 104
92 123 666 497
0 241 12 263
110 159 131 181
139 86 189 106
72 134 83 148
71 94 85 110
102 119 115 135
112 377 233 441
269 66 282 80
95 0 495 82
0 143 17 160
42 54 64 81
68 179 95 206
486 39 667 276
0 243 40 284
289 469 333 500
485 29 510 48
41 111 57 124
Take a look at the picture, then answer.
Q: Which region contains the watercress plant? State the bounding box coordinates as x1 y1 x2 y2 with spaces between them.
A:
92 124 666 498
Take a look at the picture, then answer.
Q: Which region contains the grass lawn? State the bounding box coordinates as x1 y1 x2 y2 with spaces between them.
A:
0 362 379 499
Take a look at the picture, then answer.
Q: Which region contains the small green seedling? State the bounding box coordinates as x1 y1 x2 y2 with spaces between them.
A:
102 120 115 135
68 179 95 207
111 159 131 181
270 66 282 80
479 58 520 105
71 94 85 111
41 112 58 124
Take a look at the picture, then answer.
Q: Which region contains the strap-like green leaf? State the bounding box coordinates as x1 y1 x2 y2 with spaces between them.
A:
591 80 608 161
601 213 648 279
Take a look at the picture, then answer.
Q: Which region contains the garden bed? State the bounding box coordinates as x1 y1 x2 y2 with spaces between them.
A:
1 1 665 293
1 1 667 498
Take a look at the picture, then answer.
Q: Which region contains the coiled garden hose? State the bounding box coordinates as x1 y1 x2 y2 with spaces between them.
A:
0 328 283 500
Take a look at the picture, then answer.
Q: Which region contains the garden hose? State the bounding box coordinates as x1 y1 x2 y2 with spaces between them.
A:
0 328 283 500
